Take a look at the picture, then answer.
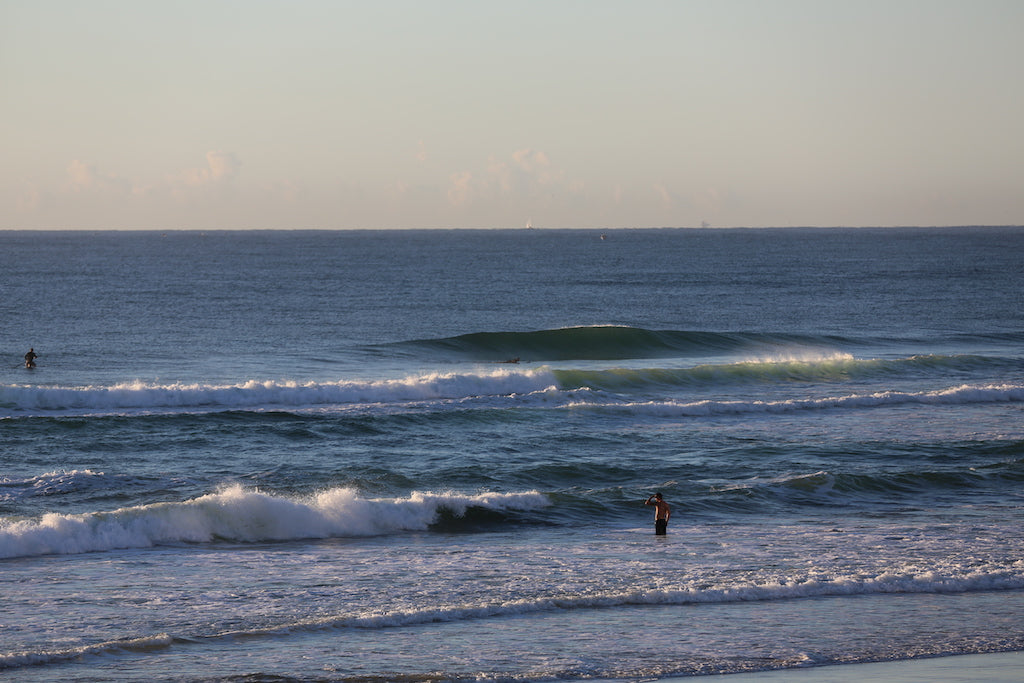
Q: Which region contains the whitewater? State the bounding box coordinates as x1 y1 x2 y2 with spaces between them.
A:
4 349 1022 417
0 485 550 558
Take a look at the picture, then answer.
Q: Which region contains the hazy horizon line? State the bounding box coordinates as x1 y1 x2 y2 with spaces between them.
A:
3 224 1022 233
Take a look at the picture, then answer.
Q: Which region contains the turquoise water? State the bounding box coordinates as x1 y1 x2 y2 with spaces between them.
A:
1 227 1023 680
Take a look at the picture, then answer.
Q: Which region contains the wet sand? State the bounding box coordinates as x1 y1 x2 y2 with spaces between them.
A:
711 651 1024 682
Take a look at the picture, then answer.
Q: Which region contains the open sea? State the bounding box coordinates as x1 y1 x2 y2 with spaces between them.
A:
1 226 1023 682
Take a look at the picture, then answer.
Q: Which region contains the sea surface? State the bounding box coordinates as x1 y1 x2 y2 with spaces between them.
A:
1 227 1023 681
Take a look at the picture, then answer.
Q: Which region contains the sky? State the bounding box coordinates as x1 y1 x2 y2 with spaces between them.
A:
2 0 1023 230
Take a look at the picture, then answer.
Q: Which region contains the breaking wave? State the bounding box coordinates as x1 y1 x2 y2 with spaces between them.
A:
0 368 559 416
3 352 1020 418
0 486 550 559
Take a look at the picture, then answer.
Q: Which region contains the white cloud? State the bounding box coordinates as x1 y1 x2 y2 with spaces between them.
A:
58 152 242 204
66 160 131 194
177 150 241 187
447 170 473 207
447 148 577 208
207 150 240 181
511 148 550 174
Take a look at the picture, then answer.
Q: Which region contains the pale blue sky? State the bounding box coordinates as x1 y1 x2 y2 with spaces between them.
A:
3 0 1022 229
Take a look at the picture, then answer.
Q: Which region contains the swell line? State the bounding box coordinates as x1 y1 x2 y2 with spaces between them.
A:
0 369 559 416
394 325 856 361
553 353 1019 391
577 383 1024 417
4 351 1018 418
253 566 1024 633
0 634 175 671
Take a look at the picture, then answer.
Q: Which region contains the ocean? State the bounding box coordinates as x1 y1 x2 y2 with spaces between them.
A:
1 227 1022 681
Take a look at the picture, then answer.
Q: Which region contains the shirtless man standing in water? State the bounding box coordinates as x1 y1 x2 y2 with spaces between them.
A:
645 492 670 535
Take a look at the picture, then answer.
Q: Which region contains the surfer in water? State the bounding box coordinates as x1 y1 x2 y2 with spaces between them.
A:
645 492 670 535
24 348 38 369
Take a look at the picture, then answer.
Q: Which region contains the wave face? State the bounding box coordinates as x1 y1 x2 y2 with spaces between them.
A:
396 326 854 361
555 352 1024 389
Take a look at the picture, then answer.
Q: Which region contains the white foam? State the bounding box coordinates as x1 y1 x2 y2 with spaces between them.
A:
1 469 107 497
0 486 550 559
0 368 559 416
180 565 1024 639
0 633 175 670
574 383 1024 417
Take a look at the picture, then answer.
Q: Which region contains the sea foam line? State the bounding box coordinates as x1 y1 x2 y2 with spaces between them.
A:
0 368 558 415
0 486 550 559
282 565 1024 633
576 383 1024 417
8 564 1017 671
0 634 175 671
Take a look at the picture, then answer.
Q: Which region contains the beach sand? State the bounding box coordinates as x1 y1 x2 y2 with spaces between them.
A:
711 651 1024 681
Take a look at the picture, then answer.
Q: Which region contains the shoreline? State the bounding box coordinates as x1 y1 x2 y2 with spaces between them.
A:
707 650 1024 681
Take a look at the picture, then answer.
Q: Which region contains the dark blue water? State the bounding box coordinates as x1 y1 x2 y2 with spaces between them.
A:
1 227 1023 680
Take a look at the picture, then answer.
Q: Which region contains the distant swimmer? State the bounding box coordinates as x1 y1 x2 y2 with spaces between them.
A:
24 348 38 369
645 492 670 535
499 357 520 364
